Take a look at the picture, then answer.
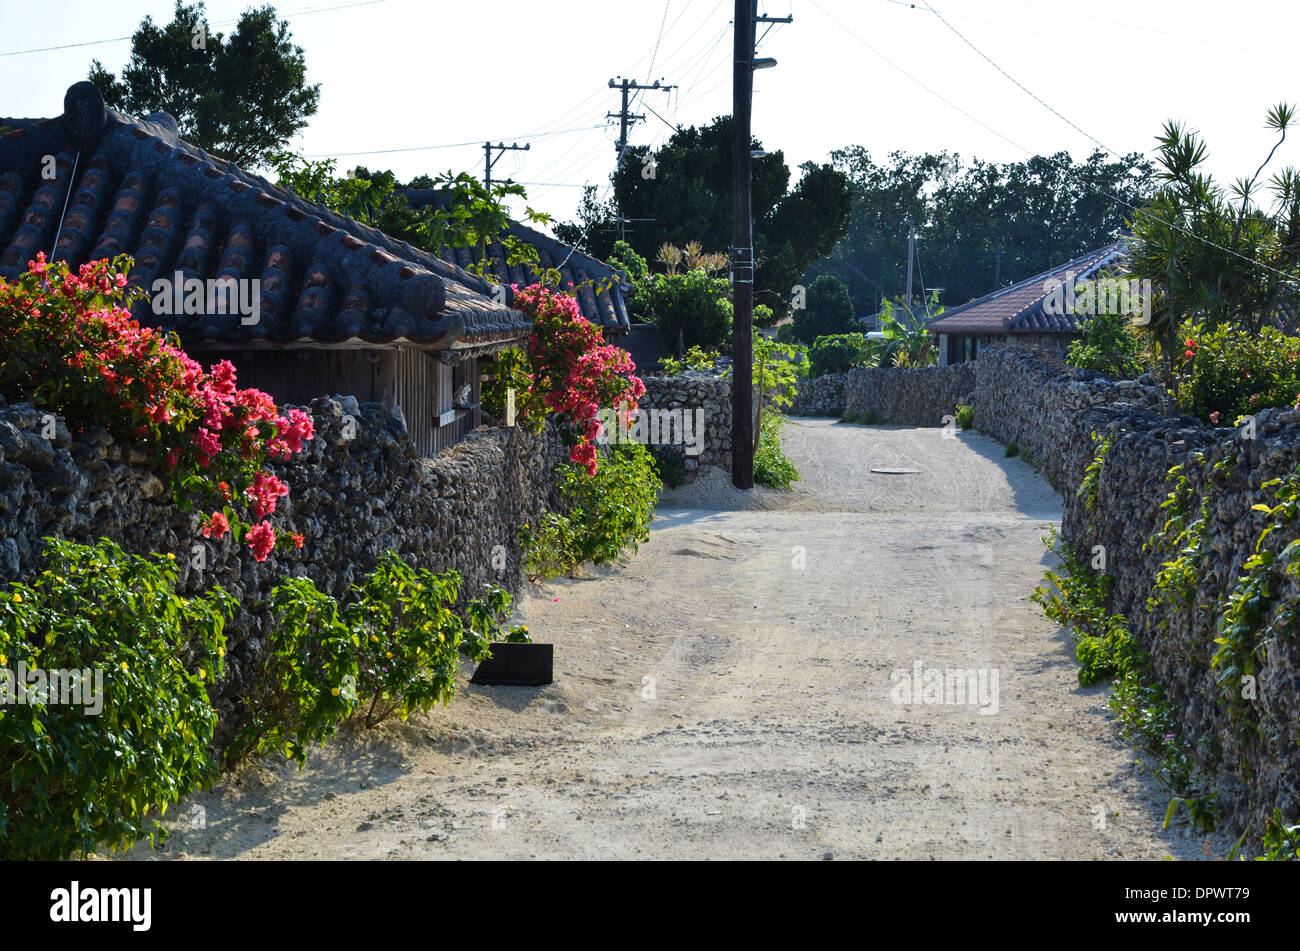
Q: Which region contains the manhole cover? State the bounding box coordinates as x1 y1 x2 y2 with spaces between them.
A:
870 467 920 474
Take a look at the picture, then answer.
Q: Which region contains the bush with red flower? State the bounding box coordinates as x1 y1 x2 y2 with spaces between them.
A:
1173 323 1300 424
0 254 312 560
485 284 645 475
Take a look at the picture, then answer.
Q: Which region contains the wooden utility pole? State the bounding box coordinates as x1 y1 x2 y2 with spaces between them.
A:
607 78 676 168
483 141 529 185
731 0 757 488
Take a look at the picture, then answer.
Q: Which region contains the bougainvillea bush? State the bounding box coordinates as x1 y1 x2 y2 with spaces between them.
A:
0 254 312 560
482 284 644 475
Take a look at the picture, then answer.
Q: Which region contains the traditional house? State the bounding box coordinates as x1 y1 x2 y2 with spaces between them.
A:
0 82 543 455
927 241 1128 366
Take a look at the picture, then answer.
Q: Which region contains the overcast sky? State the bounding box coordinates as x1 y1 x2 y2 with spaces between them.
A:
5 0 1300 239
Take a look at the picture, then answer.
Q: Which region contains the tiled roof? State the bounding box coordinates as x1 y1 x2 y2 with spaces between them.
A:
0 82 530 352
926 241 1127 335
400 189 631 334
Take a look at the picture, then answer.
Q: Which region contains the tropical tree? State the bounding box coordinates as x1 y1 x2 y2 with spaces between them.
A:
1125 104 1300 362
88 1 319 168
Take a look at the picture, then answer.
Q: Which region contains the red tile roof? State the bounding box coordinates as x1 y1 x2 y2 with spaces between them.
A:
926 241 1126 335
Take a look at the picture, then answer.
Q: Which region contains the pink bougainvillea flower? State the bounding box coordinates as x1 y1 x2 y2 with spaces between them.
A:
246 520 276 562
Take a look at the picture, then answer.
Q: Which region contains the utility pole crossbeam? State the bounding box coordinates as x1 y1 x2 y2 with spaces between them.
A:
607 77 676 168
483 141 529 186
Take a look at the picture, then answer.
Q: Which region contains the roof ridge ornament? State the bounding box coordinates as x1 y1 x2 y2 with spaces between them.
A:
61 81 106 147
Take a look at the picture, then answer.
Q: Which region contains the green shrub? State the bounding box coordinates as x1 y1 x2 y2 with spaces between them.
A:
1174 324 1300 424
659 345 721 375
808 333 875 377
1066 308 1149 378
558 442 661 565
754 412 800 489
642 269 733 353
754 303 778 328
954 403 974 430
775 322 796 343
0 537 234 860
519 511 581 581
227 555 526 764
1004 441 1020 458
521 443 663 580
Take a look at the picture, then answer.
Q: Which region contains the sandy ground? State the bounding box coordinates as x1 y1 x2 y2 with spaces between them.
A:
122 418 1231 860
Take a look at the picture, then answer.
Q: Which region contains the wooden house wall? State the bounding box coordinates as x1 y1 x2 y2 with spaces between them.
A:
212 348 482 457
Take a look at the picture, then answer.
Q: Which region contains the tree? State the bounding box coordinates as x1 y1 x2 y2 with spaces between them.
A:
269 156 554 278
807 147 1154 315
1126 104 1300 362
792 275 855 344
88 1 319 168
555 116 851 316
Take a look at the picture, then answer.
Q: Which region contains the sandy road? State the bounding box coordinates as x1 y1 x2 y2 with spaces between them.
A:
126 419 1229 860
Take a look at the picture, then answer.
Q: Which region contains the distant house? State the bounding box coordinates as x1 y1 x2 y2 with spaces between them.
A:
927 241 1127 366
0 82 610 455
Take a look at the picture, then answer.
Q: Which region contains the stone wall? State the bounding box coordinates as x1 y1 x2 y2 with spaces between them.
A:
973 346 1300 841
0 397 567 726
637 372 732 479
788 373 846 416
790 364 976 425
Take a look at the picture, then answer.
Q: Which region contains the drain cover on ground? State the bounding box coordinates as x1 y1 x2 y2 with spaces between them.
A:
870 467 920 474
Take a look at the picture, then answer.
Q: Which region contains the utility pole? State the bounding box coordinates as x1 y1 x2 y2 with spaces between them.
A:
994 245 1003 291
731 3 788 489
905 220 916 319
607 77 676 168
483 141 529 186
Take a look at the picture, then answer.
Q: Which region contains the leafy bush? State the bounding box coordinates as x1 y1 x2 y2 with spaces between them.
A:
556 443 661 566
642 269 733 353
521 443 662 579
519 512 581 581
954 404 974 430
792 274 855 344
0 255 314 560
753 303 777 328
775 322 796 343
808 333 875 377
1004 441 1020 458
0 538 234 860
228 555 527 764
1031 527 1213 827
1066 308 1148 378
754 412 800 490
1173 323 1300 424
658 345 721 375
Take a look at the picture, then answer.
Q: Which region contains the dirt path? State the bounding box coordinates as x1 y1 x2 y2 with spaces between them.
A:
125 419 1229 860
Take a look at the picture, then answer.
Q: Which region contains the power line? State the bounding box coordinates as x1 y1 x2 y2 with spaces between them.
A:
303 123 606 159
0 0 393 57
916 0 1300 287
646 1 672 79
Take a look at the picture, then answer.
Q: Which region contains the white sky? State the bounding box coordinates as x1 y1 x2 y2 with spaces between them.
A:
4 0 1300 238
